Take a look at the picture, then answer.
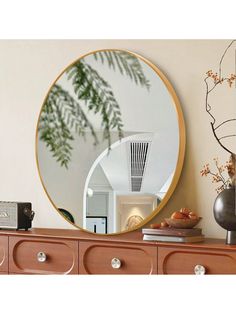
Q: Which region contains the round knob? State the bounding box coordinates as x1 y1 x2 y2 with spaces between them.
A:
111 257 122 269
37 252 47 263
194 264 206 275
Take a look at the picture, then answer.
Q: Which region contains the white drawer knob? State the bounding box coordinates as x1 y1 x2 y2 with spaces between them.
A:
194 264 206 275
111 257 122 269
37 252 47 263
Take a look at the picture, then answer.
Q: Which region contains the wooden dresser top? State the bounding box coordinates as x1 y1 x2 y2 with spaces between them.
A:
0 227 235 251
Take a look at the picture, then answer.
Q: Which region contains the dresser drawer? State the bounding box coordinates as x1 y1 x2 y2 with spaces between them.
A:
158 246 236 274
79 241 157 274
0 236 8 273
9 237 78 274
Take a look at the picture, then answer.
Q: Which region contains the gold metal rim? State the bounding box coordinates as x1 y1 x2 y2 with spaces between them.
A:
35 48 186 236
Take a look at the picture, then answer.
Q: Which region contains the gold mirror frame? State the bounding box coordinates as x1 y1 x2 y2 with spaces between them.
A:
35 49 186 235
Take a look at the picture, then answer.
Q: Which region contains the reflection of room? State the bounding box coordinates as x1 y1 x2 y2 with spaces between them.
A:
85 132 175 233
86 164 115 233
116 195 157 231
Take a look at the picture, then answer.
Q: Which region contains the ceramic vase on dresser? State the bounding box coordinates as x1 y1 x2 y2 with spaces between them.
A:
213 186 236 244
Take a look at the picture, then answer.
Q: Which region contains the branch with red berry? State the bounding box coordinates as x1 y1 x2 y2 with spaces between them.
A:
200 155 236 193
204 40 236 156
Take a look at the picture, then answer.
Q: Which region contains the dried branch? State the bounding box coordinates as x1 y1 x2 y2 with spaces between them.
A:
218 134 236 141
210 122 234 155
204 40 236 155
215 118 236 130
200 157 233 193
219 40 236 79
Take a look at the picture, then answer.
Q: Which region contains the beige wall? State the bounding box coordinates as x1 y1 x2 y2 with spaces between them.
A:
0 40 233 238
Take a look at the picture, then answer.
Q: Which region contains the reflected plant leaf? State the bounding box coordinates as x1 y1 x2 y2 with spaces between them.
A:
67 60 124 149
38 85 98 168
39 51 150 168
93 51 150 89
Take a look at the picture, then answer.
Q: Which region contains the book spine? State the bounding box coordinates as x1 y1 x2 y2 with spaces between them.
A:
142 229 202 237
143 235 204 242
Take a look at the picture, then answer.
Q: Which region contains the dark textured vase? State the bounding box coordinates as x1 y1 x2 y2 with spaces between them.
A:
213 186 236 244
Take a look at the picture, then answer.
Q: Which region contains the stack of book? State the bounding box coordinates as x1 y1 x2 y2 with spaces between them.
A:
142 227 204 243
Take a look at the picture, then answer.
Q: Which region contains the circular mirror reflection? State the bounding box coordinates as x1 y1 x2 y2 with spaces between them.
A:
36 49 185 234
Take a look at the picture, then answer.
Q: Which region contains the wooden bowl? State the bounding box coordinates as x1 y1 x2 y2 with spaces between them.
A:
164 217 202 229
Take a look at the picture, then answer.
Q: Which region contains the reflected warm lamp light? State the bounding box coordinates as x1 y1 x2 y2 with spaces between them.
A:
87 188 94 197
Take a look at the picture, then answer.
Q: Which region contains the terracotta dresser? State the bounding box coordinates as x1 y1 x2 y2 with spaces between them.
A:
0 228 235 275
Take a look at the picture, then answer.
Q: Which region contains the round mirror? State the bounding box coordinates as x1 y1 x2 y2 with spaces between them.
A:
36 49 185 234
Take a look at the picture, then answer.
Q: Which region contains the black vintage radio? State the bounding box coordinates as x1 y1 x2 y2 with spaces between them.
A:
0 202 35 230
